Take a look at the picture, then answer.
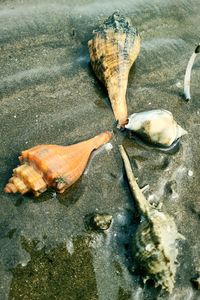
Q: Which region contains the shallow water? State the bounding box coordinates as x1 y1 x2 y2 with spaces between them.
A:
0 0 200 299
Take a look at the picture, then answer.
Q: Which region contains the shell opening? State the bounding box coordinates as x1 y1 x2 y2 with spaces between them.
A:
128 131 181 154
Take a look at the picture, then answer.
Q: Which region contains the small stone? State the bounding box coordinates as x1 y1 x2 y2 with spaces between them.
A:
90 213 112 230
148 194 160 208
105 142 113 152
175 81 182 88
188 170 193 177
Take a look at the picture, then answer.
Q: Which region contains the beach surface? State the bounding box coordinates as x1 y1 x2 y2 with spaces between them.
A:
0 0 200 299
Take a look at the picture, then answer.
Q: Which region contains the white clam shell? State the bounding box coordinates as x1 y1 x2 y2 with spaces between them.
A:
125 109 187 147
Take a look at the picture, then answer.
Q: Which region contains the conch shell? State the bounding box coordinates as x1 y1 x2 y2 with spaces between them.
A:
4 131 112 196
88 12 141 128
125 109 187 148
119 145 184 293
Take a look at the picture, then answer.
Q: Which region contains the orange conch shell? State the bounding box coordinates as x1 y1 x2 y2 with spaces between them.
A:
88 12 141 128
4 131 112 196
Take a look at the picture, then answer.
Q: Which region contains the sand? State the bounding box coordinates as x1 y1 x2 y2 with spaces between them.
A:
0 0 200 299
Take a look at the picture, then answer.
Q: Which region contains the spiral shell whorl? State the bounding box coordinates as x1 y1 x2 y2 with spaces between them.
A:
4 164 47 196
89 12 140 86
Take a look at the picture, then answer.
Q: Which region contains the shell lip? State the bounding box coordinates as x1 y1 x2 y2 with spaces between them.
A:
127 130 181 154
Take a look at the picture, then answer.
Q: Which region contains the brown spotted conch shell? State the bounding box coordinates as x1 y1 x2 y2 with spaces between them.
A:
88 12 141 128
4 131 112 196
119 145 184 293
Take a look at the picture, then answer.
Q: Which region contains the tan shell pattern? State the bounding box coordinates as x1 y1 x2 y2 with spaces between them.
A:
88 12 141 128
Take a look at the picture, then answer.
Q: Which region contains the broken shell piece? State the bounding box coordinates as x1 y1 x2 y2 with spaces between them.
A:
119 145 184 293
184 43 200 101
4 131 112 197
88 12 141 128
90 213 113 230
125 109 187 148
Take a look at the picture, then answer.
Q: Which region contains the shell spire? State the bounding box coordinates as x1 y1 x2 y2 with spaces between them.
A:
88 12 141 128
4 131 112 196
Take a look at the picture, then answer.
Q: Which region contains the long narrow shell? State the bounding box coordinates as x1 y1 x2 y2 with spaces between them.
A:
125 109 187 147
4 131 112 196
119 145 184 293
88 12 141 128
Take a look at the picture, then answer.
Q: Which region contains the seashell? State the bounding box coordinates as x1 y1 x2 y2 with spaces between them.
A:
88 12 141 128
4 131 112 197
119 145 184 293
125 109 187 148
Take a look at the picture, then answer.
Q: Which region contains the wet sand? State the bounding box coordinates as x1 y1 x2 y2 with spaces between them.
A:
0 0 200 299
